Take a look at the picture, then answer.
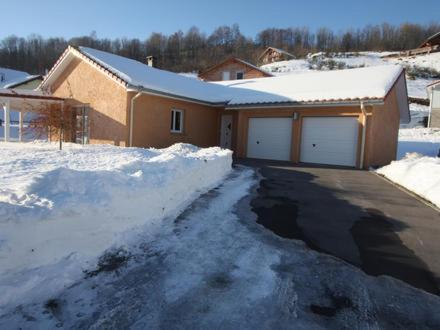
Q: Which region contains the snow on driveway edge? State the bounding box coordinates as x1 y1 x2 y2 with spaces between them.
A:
376 153 440 208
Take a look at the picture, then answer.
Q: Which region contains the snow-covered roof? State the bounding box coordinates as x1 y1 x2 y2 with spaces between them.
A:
40 46 231 105
40 46 406 109
0 67 40 89
214 65 404 106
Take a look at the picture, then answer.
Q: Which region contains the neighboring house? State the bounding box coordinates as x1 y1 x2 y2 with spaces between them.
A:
258 47 295 65
0 67 42 89
198 57 272 81
38 46 409 169
0 67 43 128
419 31 440 49
392 31 440 57
427 80 440 127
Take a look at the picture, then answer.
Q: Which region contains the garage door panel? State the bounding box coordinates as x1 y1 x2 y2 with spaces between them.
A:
247 118 292 161
300 117 358 167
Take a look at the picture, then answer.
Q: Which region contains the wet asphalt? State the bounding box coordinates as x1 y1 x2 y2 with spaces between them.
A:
238 159 440 295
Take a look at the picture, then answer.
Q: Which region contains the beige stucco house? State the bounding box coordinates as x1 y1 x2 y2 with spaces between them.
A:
38 46 410 169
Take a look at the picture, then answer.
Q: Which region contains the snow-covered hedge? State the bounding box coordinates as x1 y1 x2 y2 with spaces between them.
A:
377 153 440 208
0 142 232 307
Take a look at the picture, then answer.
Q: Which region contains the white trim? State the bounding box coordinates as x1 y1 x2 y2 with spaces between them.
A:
171 109 184 133
226 100 384 110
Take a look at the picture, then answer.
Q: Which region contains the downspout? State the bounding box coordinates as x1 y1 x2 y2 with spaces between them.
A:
129 90 142 147
359 101 367 169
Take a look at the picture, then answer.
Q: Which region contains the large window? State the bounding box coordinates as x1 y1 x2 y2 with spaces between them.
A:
75 106 90 144
171 109 184 133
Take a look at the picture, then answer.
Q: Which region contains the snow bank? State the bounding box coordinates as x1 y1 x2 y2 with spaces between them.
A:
0 142 232 307
377 153 440 208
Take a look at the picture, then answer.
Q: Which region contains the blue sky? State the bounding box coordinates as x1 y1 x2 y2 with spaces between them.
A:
2 0 439 39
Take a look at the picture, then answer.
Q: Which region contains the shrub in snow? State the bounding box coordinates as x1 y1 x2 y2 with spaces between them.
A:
406 65 440 80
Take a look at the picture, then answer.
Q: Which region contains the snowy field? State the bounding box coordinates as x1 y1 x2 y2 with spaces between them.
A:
0 142 232 310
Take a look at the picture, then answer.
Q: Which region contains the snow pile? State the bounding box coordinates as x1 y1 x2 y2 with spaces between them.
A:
0 142 232 307
216 65 403 105
377 153 440 208
398 127 440 158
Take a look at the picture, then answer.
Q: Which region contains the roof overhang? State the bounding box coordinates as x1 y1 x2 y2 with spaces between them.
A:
127 86 227 107
225 99 384 110
0 89 64 110
39 46 129 91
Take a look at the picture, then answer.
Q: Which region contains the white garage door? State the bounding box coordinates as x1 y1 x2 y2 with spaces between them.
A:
247 117 292 161
300 117 359 166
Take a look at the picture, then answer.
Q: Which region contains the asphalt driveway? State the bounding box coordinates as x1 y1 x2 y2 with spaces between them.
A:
238 159 440 295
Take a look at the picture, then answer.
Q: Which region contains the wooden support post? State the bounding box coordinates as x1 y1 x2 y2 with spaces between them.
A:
4 100 10 142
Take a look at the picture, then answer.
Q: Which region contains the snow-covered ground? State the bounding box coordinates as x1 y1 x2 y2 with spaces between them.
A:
0 142 232 309
1 166 439 328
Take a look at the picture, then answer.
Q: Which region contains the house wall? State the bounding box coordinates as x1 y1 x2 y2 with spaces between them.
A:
131 92 221 148
199 61 269 81
364 87 401 167
231 91 401 169
50 57 130 146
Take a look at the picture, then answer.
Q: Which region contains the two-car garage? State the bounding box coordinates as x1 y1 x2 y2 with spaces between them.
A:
246 116 359 167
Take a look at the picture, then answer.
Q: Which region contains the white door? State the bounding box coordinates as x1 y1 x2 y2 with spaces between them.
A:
247 117 292 161
300 117 358 166
220 115 233 149
222 71 230 81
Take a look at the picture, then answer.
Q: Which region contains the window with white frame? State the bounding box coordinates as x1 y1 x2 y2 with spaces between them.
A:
171 109 184 133
236 71 244 80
